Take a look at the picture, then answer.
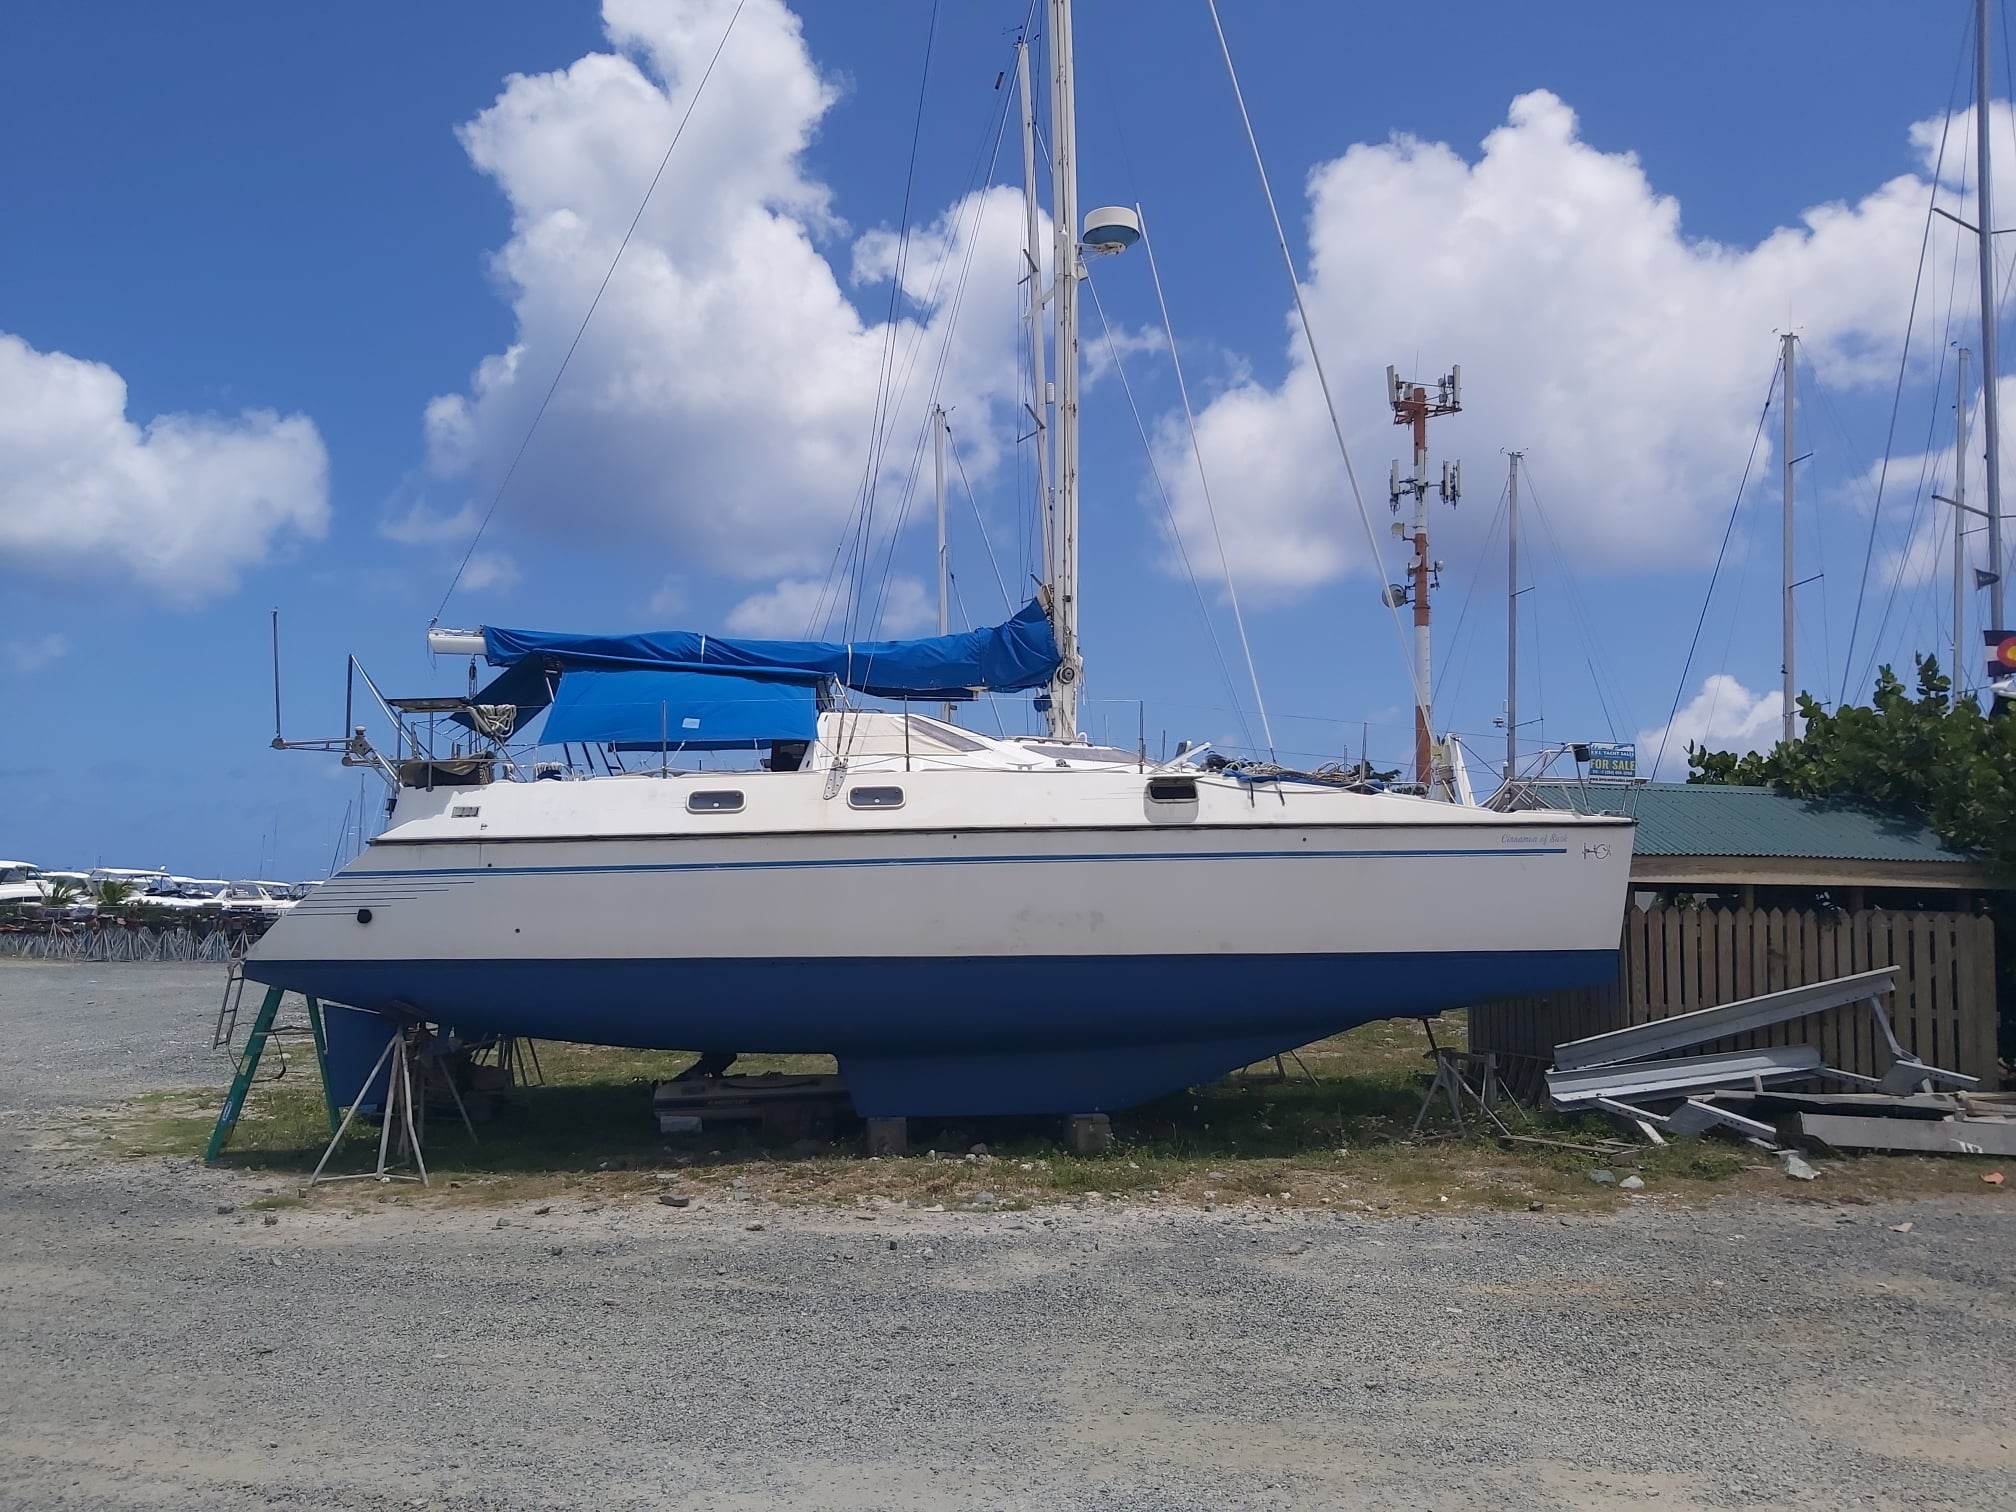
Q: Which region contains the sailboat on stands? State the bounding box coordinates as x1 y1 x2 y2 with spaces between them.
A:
246 0 1633 1118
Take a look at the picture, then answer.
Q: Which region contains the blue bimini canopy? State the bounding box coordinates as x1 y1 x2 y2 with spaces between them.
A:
540 669 819 751
482 597 1059 702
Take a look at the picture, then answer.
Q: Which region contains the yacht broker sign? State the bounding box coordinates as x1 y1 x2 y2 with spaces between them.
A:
1586 742 1637 781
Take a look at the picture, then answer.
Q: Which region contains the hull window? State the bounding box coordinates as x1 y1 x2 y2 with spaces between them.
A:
687 789 746 813
848 785 905 810
1147 776 1198 803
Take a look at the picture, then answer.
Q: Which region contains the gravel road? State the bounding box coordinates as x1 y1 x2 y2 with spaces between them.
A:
2 963 2013 1510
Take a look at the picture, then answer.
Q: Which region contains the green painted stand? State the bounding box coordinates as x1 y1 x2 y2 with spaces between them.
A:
204 988 341 1161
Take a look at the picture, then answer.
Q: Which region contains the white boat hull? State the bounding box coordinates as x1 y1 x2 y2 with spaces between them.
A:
248 770 1632 1114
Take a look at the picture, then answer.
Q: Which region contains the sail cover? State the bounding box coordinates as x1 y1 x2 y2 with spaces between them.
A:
541 668 817 750
481 597 1059 702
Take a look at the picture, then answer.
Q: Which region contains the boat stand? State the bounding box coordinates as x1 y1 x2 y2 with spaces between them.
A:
307 1022 432 1188
1411 1049 1518 1139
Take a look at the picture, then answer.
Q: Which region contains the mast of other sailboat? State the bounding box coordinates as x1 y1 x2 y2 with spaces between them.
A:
1045 0 1083 738
1977 0 2007 628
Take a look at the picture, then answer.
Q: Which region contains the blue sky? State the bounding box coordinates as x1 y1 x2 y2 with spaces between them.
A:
0 1 2000 877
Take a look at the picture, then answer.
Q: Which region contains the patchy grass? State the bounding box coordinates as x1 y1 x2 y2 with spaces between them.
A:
106 1016 2013 1215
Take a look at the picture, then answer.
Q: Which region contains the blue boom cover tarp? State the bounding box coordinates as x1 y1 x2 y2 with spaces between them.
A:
482 597 1058 702
541 668 817 750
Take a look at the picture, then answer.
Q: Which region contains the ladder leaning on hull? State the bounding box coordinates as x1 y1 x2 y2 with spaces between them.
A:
205 967 342 1160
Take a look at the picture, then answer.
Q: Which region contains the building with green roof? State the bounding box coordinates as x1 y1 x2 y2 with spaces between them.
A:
1509 780 1989 902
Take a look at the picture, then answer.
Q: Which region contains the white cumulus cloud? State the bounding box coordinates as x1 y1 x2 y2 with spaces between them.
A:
1636 674 1790 779
1161 88 1975 593
724 573 931 638
457 550 522 593
419 0 1034 598
0 333 328 603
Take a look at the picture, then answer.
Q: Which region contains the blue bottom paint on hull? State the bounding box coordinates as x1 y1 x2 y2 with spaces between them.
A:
249 949 1614 1118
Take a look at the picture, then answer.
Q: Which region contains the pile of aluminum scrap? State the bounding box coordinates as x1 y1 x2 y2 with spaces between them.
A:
1545 967 1981 1150
1706 1086 2016 1155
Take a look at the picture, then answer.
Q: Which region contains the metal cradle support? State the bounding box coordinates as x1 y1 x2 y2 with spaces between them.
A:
307 1022 432 1189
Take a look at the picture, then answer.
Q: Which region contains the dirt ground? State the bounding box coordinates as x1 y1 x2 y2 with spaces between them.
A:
2 962 2012 1510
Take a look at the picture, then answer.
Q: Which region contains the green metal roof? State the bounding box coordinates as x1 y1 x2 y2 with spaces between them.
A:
1516 782 1974 865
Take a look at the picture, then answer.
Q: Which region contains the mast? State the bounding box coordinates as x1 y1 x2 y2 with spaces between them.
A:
1016 35 1052 587
1781 330 1798 746
933 402 953 722
1505 449 1521 784
1046 0 1083 738
1956 346 1974 676
1979 0 2007 628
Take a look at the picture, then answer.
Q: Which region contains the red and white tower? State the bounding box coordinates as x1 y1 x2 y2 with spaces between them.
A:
1386 365 1462 789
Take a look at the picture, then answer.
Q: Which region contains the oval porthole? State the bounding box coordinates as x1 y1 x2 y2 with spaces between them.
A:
356 908 373 924
848 785 905 809
687 790 746 813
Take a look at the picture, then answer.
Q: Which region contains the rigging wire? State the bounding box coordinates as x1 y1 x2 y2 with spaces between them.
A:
433 0 747 622
1838 15 1970 700
1205 1 1436 749
945 420 1016 615
1518 460 1634 739
864 101 1017 640
1136 206 1275 758
832 81 1018 761
1855 326 1961 694
1856 88 1983 693
1653 360 1781 778
858 107 1015 650
806 20 1014 639
1082 271 1258 754
1429 474 1508 709
836 0 941 642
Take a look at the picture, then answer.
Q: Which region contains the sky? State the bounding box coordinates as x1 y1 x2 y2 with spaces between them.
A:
1 0 2010 878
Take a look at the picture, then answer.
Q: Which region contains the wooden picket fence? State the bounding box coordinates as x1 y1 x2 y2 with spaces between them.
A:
1469 905 2000 1083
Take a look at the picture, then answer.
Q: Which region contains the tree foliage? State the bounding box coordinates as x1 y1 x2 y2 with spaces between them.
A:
1687 655 2016 876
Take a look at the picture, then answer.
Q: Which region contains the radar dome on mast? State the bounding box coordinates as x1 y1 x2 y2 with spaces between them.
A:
1082 205 1140 252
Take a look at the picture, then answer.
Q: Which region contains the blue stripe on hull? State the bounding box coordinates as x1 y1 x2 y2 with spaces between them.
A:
252 949 1614 1118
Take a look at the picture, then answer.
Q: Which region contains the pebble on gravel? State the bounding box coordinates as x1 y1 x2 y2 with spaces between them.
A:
1620 1176 1645 1192
660 1194 690 1209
